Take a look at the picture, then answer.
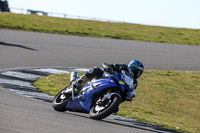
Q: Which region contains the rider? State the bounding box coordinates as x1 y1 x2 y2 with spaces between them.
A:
74 60 144 100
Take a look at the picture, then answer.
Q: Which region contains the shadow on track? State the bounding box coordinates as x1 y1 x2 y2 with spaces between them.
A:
0 41 38 51
63 111 182 133
102 119 182 133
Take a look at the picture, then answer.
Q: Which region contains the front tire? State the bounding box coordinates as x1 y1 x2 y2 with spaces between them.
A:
52 86 72 112
89 94 121 120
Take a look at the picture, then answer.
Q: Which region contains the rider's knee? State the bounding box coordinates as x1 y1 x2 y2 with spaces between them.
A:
85 67 104 80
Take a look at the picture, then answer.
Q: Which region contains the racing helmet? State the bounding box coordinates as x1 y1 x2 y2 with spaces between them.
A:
127 60 144 79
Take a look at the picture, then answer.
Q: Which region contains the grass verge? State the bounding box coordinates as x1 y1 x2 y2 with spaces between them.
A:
33 70 200 133
0 13 200 46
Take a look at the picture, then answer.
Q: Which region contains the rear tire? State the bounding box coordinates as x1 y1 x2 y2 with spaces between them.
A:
89 94 121 120
52 86 72 112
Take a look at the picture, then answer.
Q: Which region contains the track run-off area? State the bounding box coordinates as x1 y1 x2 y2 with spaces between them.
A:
0 29 200 133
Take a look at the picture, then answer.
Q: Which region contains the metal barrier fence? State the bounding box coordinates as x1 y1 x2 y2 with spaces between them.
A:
9 7 124 23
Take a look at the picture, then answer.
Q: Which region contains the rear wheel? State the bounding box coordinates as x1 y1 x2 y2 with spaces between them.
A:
52 86 72 112
89 94 121 120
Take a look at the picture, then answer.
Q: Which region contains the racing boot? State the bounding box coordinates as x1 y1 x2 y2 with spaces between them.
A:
74 75 89 91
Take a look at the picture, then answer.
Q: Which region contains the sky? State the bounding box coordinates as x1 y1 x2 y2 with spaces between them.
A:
7 0 200 29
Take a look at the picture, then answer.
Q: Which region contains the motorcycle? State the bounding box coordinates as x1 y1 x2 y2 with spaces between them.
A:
52 69 136 120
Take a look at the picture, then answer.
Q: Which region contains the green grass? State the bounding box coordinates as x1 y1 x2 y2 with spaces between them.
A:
0 13 200 46
33 70 200 133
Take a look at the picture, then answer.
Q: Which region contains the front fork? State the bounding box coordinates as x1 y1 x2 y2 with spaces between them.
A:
71 82 75 99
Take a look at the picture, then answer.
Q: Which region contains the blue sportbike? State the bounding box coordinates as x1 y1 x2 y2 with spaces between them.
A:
52 70 136 120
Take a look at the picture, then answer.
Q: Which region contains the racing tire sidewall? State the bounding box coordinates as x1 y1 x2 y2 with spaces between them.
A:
89 94 121 120
52 86 72 112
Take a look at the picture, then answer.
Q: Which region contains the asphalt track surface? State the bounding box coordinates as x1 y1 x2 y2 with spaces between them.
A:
1 29 200 133
0 29 200 71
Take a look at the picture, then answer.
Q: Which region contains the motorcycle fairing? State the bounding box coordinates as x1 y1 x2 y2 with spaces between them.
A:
66 97 88 112
111 73 128 94
66 77 118 112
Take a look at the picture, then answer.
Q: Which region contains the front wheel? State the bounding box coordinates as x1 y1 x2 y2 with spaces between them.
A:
89 94 121 120
52 86 72 112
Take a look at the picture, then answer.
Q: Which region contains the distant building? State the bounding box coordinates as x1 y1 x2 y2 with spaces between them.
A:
27 10 48 16
0 0 10 12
